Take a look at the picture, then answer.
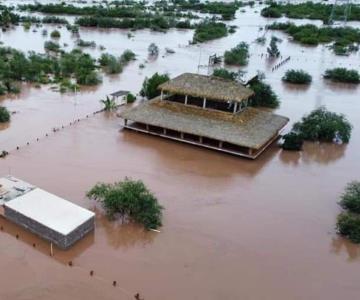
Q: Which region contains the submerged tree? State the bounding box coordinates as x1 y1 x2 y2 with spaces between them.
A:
148 43 159 56
282 69 312 84
224 42 249 66
340 181 360 214
267 36 280 58
87 178 163 230
140 72 169 99
0 106 10 123
212 68 244 81
249 79 280 108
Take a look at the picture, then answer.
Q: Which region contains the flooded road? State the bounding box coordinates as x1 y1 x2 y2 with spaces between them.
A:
1 1 360 299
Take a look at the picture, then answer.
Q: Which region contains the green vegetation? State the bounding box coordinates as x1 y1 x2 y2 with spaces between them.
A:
99 50 135 74
100 96 117 111
282 69 312 84
193 21 228 43
0 8 19 28
336 181 360 244
44 41 61 52
0 47 101 94
281 132 304 151
292 107 352 143
224 42 249 66
126 93 136 103
140 72 170 99
212 68 243 81
50 30 61 39
261 2 360 23
86 178 163 230
249 79 280 108
339 182 360 214
324 68 360 84
267 36 280 58
267 22 360 55
0 106 10 123
148 43 159 56
76 39 96 48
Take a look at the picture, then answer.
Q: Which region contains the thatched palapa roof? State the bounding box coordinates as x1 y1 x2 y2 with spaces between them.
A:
158 73 254 103
120 99 289 150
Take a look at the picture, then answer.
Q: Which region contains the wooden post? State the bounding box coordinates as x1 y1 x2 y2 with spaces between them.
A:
160 90 163 100
203 98 207 109
163 128 167 135
199 136 203 143
219 141 223 148
180 132 184 139
124 119 128 126
185 95 188 105
50 242 53 256
146 124 149 131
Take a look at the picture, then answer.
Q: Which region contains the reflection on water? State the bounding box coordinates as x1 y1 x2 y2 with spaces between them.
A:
0 216 95 265
331 236 360 261
279 142 347 165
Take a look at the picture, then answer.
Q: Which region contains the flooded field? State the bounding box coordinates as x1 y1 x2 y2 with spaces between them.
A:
1 1 360 299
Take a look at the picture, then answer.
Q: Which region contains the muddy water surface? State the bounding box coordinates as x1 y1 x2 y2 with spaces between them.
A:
0 2 360 300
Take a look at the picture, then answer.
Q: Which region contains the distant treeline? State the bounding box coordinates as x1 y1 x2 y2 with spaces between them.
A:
261 2 360 23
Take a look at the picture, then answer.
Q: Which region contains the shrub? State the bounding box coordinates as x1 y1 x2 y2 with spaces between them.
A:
193 21 228 43
76 39 96 47
224 42 249 66
213 68 241 81
120 50 136 63
87 178 163 230
0 106 10 123
323 68 360 84
282 69 312 84
140 72 169 99
293 107 352 143
126 93 136 103
336 213 360 244
44 40 61 52
249 80 279 108
282 131 304 151
267 36 280 58
148 43 159 56
340 181 360 214
50 29 61 38
261 7 281 18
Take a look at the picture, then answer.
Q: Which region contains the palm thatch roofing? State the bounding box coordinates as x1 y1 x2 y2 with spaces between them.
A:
120 99 289 149
158 73 254 103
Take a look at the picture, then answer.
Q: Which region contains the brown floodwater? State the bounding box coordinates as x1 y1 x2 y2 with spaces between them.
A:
1 2 360 299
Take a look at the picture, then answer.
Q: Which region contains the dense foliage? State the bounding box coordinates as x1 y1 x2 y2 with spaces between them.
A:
340 181 360 214
267 36 280 58
87 178 163 230
282 69 312 84
193 21 228 43
140 72 170 99
261 2 360 22
0 47 101 94
268 22 360 55
281 132 304 151
249 79 280 108
99 50 135 74
212 68 242 81
323 68 360 84
224 42 249 66
292 107 352 143
0 106 10 123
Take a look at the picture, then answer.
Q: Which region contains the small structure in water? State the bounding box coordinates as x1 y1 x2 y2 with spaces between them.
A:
109 90 130 106
0 176 95 249
119 73 289 159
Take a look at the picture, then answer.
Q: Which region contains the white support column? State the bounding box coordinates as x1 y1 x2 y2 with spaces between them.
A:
219 141 223 148
180 132 184 139
233 102 238 114
163 128 167 135
146 124 149 131
199 136 203 143
160 90 163 100
185 95 188 105
203 98 207 109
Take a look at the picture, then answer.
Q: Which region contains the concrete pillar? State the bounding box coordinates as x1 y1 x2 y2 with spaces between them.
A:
160 90 163 100
199 136 203 143
163 128 167 135
146 124 149 131
185 95 188 105
203 98 207 109
233 102 238 113
180 132 184 139
219 141 223 148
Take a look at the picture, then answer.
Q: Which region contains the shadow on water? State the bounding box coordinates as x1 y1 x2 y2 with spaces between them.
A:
120 129 280 178
93 207 156 250
331 235 360 261
279 142 347 166
0 215 95 265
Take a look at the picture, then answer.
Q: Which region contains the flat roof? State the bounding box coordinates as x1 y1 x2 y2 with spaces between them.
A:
4 188 95 235
110 90 130 97
0 176 35 205
158 73 254 103
120 99 289 149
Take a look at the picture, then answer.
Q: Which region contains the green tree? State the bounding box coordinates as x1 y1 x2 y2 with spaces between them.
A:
267 36 280 58
336 213 360 243
0 106 10 123
340 181 360 214
282 69 312 84
224 42 249 66
249 80 279 108
87 178 163 230
100 96 117 111
140 72 169 99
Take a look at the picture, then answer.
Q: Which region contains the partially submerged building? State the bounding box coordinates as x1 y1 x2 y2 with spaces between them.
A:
0 176 95 249
120 73 289 159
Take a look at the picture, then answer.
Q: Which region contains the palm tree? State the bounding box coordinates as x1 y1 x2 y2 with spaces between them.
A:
100 96 117 111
